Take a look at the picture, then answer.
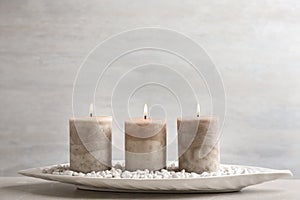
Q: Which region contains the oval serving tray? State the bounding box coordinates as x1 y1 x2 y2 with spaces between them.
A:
19 163 292 193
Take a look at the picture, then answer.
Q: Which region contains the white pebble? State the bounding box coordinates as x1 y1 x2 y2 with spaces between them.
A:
78 172 85 177
147 174 153 179
215 171 222 176
121 171 131 178
73 172 79 176
140 174 145 179
156 175 163 179
112 172 120 178
132 174 139 179
100 171 106 176
172 173 179 178
162 174 170 179
190 172 199 178
201 172 209 177
113 174 120 178
62 170 73 176
53 172 60 175
106 174 113 178
184 173 190 178
176 172 184 178
86 173 92 177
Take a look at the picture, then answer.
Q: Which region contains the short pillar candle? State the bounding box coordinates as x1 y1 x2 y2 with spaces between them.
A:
125 104 167 171
69 104 112 173
177 105 220 173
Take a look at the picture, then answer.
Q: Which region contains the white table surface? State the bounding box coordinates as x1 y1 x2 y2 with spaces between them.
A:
0 177 298 200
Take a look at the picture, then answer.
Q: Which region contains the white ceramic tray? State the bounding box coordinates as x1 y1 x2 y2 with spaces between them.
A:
19 163 292 193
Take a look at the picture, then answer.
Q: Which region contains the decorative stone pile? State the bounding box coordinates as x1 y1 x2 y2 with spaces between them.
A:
42 163 258 179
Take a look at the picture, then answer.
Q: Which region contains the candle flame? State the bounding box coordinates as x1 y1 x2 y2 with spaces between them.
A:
197 103 200 117
143 104 148 119
89 103 93 117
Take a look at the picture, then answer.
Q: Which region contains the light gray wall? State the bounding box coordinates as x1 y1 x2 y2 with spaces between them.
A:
1 0 299 177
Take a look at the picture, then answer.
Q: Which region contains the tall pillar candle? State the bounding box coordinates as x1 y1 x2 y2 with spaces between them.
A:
69 105 112 173
125 104 167 171
177 108 220 173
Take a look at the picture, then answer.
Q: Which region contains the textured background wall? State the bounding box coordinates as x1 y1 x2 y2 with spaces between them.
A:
0 0 299 177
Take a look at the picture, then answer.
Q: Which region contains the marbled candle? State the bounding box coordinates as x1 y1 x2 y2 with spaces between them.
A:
177 116 220 173
125 118 167 171
69 116 112 173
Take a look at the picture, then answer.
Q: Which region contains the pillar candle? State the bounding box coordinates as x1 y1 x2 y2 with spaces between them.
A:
125 104 167 171
69 104 112 173
177 105 220 173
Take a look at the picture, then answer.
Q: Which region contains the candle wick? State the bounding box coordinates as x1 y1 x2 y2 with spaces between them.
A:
196 104 200 118
144 115 147 120
89 103 93 117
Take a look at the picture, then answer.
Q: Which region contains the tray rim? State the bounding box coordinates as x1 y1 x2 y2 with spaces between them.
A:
18 163 293 181
18 163 293 193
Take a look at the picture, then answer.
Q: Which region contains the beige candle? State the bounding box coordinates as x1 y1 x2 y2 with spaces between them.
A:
177 104 220 173
69 104 112 173
125 104 167 171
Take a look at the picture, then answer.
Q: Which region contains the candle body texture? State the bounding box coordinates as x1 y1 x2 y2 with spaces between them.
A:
125 118 166 171
177 117 220 173
69 116 112 173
